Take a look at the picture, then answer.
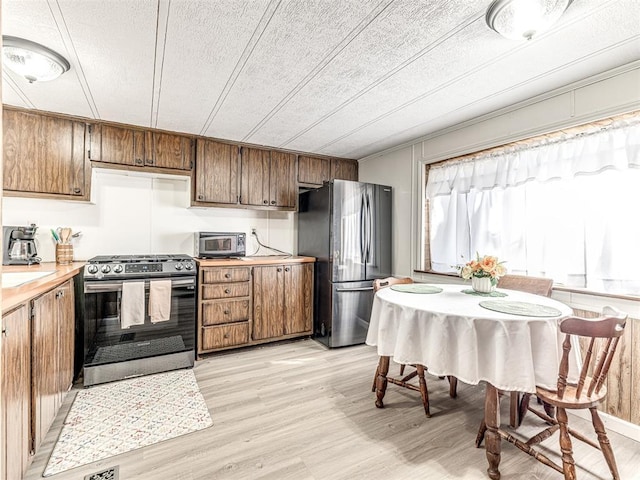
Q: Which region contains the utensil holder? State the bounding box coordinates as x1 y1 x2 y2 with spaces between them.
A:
56 244 74 265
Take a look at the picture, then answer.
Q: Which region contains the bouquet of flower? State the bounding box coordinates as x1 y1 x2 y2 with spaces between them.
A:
459 253 506 285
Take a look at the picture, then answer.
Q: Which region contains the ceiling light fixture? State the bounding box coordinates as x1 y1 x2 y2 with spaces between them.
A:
485 0 573 41
2 36 70 83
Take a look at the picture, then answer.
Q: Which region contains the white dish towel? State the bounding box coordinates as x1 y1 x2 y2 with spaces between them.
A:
149 279 172 323
121 281 146 329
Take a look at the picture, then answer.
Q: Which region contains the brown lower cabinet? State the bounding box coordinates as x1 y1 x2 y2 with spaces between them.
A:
197 258 314 354
1 279 75 480
1 305 30 480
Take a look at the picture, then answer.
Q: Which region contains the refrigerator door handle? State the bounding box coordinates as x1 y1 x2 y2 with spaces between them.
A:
366 193 372 263
360 193 366 260
336 286 375 292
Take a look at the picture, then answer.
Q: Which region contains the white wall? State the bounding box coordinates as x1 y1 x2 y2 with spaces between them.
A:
359 61 640 280
2 169 296 262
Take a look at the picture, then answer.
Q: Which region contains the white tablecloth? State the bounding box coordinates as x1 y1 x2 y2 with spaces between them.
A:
366 284 574 393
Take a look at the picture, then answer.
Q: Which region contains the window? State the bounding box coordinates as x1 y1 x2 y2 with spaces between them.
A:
425 114 640 296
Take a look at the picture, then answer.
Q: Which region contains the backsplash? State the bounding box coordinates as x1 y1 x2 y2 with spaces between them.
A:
2 169 296 262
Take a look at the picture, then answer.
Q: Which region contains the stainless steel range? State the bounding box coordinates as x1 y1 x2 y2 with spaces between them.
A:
82 254 196 386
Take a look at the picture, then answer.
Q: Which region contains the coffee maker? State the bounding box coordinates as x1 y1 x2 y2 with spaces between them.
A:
3 224 41 265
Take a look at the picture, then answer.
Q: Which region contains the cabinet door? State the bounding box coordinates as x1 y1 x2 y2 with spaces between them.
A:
283 263 313 335
252 265 284 340
240 147 271 207
57 280 75 401
194 139 239 204
3 108 86 196
151 132 193 170
331 158 358 181
31 288 58 453
269 151 296 208
298 155 330 185
1 305 30 480
89 123 146 166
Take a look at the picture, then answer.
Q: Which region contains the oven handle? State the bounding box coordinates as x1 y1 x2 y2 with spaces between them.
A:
84 277 195 293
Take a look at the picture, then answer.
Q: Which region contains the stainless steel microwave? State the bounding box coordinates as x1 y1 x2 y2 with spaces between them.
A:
195 232 246 258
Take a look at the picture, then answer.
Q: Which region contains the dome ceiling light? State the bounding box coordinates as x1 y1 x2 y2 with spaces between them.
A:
2 36 70 83
486 0 573 41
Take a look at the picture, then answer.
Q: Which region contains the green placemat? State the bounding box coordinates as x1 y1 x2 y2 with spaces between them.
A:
390 284 443 294
479 300 562 317
461 289 508 297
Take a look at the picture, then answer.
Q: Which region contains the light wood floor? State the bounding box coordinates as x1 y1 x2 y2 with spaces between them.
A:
26 339 640 480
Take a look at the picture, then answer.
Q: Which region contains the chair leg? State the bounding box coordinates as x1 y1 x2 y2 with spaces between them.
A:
556 407 577 480
448 376 458 398
475 419 487 448
374 356 390 409
400 364 406 375
590 407 620 479
371 365 379 393
509 392 519 428
518 393 531 426
415 364 431 417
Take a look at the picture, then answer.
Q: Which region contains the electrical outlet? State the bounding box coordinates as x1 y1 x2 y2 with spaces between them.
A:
250 227 257 236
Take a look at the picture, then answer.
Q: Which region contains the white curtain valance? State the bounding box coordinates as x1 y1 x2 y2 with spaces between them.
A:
426 121 640 197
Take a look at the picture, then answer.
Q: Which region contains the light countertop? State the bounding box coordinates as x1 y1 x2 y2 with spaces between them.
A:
196 256 315 267
2 262 85 314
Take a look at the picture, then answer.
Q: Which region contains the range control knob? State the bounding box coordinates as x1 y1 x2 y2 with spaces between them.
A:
101 265 111 274
184 263 194 270
175 263 184 270
87 264 99 274
113 264 123 273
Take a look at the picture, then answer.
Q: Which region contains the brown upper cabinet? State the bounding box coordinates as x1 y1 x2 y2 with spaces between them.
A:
3 107 89 200
193 139 239 205
331 157 358 181
89 123 193 172
298 155 330 186
240 147 296 209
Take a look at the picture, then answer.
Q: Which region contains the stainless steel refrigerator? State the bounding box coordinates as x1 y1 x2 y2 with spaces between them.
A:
298 179 392 347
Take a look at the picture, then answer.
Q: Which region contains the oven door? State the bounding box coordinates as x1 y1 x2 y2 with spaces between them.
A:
83 276 196 383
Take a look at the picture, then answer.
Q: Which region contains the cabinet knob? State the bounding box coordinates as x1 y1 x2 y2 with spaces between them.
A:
135 158 143 165
146 159 154 165
224 273 231 279
271 200 276 205
223 334 229 339
224 289 231 294
263 200 268 204
277 268 282 272
224 310 230 315
285 267 290 272
198 194 204 200
73 187 82 194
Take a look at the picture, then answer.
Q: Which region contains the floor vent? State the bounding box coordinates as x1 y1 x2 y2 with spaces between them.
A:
84 466 119 480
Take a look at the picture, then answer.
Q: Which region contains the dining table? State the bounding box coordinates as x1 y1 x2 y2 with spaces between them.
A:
365 282 574 479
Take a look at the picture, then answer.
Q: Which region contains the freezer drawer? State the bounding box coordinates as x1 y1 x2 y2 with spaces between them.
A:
315 280 374 348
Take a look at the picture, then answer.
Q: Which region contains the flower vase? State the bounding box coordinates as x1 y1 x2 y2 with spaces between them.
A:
472 276 494 293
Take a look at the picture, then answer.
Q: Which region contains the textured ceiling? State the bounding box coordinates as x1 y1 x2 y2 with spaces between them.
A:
3 0 639 159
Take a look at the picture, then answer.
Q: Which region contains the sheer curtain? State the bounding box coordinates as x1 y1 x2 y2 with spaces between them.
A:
427 119 640 295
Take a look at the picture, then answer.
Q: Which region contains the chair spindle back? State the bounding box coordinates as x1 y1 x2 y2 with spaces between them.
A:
556 307 627 400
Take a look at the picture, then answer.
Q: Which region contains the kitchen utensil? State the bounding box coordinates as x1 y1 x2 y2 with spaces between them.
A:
59 227 72 244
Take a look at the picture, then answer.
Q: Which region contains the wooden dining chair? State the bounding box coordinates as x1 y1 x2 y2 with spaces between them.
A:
371 276 456 417
478 306 628 480
497 274 554 427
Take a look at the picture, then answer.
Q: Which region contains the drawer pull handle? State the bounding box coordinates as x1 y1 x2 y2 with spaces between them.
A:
224 273 231 278
225 289 231 294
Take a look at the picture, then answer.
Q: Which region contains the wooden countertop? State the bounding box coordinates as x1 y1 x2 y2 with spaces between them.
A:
2 262 85 314
196 255 315 267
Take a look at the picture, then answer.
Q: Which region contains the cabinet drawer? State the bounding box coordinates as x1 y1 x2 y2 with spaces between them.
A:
202 322 249 350
202 283 249 300
202 299 250 326
202 267 250 283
